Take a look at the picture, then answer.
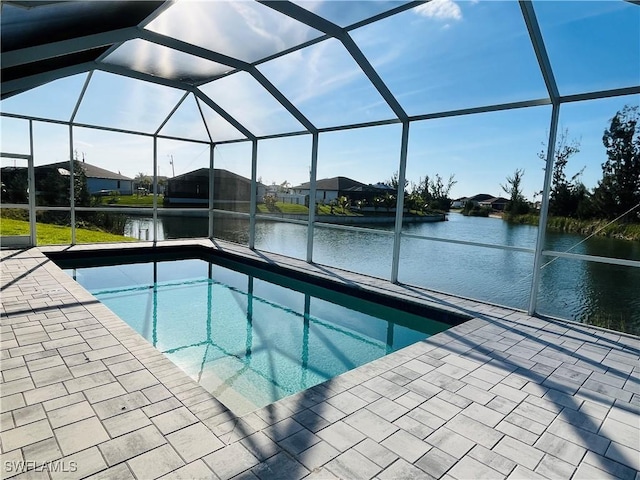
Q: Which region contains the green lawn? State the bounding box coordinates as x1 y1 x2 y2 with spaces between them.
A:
256 202 365 216
257 202 309 214
1 218 136 245
98 194 159 206
256 202 387 216
316 204 362 216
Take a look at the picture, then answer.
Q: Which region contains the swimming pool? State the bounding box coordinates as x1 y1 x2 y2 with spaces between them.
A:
59 252 454 415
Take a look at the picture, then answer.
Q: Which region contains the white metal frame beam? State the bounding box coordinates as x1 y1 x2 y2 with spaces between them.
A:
306 133 319 262
1 62 96 97
154 92 190 136
391 122 410 283
559 86 640 103
520 0 560 316
260 1 408 121
193 90 255 141
528 103 560 315
519 1 560 102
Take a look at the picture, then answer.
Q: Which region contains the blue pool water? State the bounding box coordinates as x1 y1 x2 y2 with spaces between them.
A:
64 257 451 414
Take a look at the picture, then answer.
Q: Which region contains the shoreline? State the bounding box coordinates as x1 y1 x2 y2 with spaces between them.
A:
505 213 640 241
131 209 447 224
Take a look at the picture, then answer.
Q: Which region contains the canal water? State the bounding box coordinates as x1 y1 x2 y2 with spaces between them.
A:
125 212 640 335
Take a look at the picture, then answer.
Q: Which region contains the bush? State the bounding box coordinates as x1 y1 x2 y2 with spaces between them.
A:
505 200 530 215
262 195 278 211
0 208 29 221
461 203 492 217
428 197 452 212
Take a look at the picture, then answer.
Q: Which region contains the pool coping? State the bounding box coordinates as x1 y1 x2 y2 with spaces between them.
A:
2 239 639 479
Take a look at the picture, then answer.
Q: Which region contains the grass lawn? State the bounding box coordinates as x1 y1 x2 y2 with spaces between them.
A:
1 218 136 245
257 202 309 214
255 203 374 216
316 204 361 216
98 194 159 206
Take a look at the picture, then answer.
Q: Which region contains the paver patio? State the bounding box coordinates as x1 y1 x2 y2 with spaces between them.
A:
1 240 639 479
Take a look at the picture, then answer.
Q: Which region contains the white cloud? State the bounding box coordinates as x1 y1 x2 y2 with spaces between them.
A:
415 0 463 21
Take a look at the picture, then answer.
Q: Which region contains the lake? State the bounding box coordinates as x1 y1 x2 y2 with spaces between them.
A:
125 212 640 335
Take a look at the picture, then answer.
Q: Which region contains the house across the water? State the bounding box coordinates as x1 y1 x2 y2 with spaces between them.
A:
42 161 134 195
292 176 394 205
452 194 510 211
0 161 134 203
478 196 509 211
164 168 266 208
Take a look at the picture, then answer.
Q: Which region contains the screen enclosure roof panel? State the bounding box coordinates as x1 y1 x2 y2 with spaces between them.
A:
145 0 324 64
74 71 187 134
532 0 640 96
199 71 306 137
103 39 233 85
290 0 410 27
0 73 89 121
258 38 395 128
350 1 550 116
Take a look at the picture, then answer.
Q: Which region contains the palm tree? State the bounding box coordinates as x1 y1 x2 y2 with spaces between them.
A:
338 196 350 214
382 192 396 212
279 180 291 193
134 172 151 195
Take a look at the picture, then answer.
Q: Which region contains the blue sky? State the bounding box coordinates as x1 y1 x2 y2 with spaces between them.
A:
1 0 638 200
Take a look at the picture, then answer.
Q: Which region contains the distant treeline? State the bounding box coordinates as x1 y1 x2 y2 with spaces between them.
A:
504 105 640 226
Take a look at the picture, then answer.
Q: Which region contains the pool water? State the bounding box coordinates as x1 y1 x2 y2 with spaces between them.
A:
65 257 450 414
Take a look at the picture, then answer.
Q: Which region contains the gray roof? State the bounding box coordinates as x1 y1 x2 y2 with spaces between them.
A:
479 196 509 204
41 161 133 181
468 193 495 203
169 168 265 186
293 176 367 192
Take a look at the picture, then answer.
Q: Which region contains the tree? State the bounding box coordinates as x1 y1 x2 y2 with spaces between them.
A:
134 172 151 193
410 177 430 209
406 185 425 213
2 167 28 203
402 173 456 212
592 106 640 222
501 169 530 215
39 167 69 206
427 174 456 211
278 180 291 193
388 171 408 193
382 192 396 212
73 161 91 206
538 129 590 218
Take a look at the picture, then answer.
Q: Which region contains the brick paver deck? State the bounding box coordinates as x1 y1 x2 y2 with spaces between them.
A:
1 241 638 479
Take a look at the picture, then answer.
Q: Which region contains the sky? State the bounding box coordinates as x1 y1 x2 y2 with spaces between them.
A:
1 0 639 201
